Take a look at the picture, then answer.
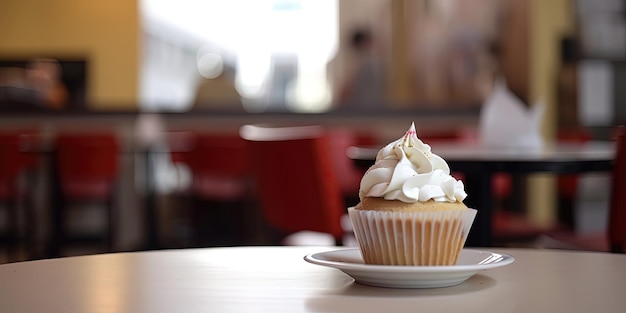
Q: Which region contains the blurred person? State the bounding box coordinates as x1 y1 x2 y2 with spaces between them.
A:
445 30 498 104
192 53 243 111
25 58 69 109
336 28 387 110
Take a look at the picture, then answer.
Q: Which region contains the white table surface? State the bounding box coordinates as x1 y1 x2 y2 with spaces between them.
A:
0 246 623 313
347 141 616 162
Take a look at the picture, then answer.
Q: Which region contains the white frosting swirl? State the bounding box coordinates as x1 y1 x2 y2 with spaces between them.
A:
359 123 467 203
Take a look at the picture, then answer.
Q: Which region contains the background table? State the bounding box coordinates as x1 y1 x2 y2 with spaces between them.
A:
348 141 615 247
0 246 624 313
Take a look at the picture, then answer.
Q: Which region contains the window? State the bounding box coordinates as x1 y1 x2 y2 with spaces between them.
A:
140 0 338 112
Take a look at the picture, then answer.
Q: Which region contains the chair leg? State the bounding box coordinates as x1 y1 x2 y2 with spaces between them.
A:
47 192 65 258
610 244 624 254
6 198 18 262
334 237 343 246
23 190 35 260
190 196 203 247
106 196 115 252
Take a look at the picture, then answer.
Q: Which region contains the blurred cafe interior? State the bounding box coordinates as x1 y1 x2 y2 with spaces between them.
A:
0 0 625 262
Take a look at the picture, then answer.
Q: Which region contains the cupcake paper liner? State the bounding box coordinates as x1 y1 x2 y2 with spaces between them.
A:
348 207 477 266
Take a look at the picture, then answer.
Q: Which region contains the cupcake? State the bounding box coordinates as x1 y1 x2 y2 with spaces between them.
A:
349 123 476 266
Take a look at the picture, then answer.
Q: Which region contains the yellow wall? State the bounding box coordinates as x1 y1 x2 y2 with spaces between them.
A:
528 0 575 225
0 0 139 109
530 0 574 138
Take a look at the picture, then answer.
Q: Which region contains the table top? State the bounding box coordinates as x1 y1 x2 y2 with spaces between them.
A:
0 246 624 313
348 141 615 173
348 141 615 162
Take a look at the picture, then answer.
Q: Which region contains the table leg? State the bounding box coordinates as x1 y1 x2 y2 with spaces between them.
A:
463 171 493 247
47 151 63 258
144 149 159 250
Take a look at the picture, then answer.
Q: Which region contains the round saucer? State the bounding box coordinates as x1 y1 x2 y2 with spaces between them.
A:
304 248 514 288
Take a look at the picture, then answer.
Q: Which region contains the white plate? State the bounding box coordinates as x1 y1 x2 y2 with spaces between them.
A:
304 248 514 289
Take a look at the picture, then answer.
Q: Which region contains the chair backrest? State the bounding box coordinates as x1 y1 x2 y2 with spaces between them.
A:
0 133 24 180
187 133 250 178
608 125 626 253
182 132 252 200
56 133 119 194
0 133 24 198
0 131 38 197
240 125 345 240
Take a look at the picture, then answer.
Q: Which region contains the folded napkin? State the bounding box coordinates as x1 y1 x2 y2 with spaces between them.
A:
479 79 545 150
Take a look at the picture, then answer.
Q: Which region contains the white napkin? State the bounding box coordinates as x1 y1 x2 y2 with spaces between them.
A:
479 79 545 151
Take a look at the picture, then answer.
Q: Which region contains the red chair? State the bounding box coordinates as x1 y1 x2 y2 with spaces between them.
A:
240 125 346 245
0 131 38 261
53 132 119 255
167 132 252 247
541 125 626 253
187 134 251 201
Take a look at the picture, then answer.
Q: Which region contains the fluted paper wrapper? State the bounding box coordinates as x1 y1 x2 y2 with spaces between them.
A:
348 207 477 266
